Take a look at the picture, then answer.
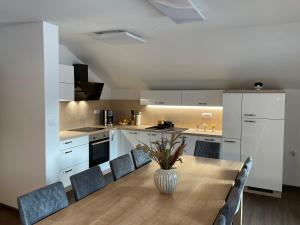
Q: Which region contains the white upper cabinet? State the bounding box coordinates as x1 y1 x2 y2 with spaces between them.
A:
140 90 181 106
181 90 223 106
242 93 285 119
222 93 243 139
59 64 74 101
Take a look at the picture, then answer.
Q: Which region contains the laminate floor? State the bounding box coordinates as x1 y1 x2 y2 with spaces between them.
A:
1 181 299 225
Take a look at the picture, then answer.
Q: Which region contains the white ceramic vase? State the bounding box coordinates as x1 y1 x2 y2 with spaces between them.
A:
153 169 178 194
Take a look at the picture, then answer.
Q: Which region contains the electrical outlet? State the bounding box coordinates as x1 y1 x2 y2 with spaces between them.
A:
94 109 100 115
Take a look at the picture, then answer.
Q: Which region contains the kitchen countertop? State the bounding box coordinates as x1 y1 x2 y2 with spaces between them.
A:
59 125 222 141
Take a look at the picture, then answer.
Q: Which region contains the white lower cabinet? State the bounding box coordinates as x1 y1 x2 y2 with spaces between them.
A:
119 130 140 156
59 162 89 187
221 138 241 161
59 136 89 188
109 130 119 161
182 135 199 155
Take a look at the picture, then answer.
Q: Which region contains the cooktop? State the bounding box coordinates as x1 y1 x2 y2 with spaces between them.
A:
69 127 105 132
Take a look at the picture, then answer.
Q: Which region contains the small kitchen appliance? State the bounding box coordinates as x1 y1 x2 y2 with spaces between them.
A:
102 110 113 126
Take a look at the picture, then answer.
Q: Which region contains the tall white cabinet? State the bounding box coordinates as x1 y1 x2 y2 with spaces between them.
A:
222 91 285 195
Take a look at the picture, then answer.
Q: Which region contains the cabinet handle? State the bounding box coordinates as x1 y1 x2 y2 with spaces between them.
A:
224 140 236 143
155 101 165 105
65 150 72 154
64 169 73 174
198 102 207 105
244 120 256 123
204 138 215 142
151 134 158 136
244 114 256 117
64 141 72 145
111 134 114 142
129 132 138 135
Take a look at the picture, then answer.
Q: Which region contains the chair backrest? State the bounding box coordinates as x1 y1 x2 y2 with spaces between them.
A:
194 140 221 159
17 182 68 225
70 166 106 201
131 148 151 169
213 214 226 225
243 157 253 174
110 154 135 181
220 186 243 225
234 168 248 190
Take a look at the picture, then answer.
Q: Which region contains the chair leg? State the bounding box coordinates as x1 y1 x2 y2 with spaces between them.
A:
233 194 243 225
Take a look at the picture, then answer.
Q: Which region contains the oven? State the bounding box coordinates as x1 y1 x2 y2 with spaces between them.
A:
89 131 110 168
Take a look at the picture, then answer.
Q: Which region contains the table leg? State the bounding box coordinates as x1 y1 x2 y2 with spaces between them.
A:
233 194 243 225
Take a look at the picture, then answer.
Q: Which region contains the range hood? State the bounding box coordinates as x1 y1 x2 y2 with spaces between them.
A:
73 64 104 101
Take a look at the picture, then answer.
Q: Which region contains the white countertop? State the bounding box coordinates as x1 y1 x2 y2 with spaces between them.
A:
59 125 222 141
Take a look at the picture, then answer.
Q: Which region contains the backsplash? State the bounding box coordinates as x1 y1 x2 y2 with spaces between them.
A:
60 100 111 130
111 100 223 131
60 100 223 131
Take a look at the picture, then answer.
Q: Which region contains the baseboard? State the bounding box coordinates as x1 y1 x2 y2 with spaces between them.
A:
244 186 282 198
0 203 18 211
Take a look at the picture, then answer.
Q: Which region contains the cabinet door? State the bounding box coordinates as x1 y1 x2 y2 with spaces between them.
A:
242 93 285 119
241 119 284 191
59 64 74 84
181 90 223 106
222 93 242 139
182 135 199 155
59 161 89 187
59 82 74 101
58 144 89 170
109 130 119 161
221 138 241 161
140 90 181 106
120 130 140 156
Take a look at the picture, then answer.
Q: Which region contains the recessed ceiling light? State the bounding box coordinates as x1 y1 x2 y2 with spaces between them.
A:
148 0 205 24
95 30 146 45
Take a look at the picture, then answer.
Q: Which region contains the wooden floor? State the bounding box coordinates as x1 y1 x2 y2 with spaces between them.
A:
1 175 299 225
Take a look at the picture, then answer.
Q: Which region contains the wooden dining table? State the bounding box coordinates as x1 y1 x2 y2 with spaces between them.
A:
37 156 243 225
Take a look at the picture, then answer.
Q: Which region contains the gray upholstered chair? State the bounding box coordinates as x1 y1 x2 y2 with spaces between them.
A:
110 154 135 181
70 166 106 201
220 186 243 225
243 157 253 173
194 140 221 159
131 148 151 169
234 168 248 190
17 182 68 225
213 214 226 225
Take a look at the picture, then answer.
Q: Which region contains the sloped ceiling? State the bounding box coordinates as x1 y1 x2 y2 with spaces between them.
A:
1 0 300 89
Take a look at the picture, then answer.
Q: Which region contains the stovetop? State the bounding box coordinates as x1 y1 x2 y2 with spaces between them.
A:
145 126 188 132
69 127 105 132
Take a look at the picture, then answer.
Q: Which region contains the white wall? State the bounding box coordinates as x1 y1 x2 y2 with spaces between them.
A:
0 22 59 207
111 89 140 100
283 89 300 187
59 45 111 99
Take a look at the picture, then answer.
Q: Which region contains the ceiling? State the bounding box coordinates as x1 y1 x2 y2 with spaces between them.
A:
1 0 300 90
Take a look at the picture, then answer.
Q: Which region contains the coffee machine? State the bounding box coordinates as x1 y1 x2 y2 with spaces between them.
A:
102 110 113 126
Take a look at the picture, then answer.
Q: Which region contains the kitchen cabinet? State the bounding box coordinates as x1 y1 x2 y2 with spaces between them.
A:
59 162 89 188
222 93 242 139
242 93 285 119
109 129 119 161
119 130 141 156
221 138 241 161
59 64 74 101
182 134 198 155
59 136 89 187
241 118 284 192
181 90 223 106
140 90 182 106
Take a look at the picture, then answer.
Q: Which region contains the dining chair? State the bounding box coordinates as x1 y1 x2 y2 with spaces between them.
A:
243 157 253 173
131 148 151 169
17 182 68 225
110 154 135 181
220 186 243 225
213 214 226 225
70 166 106 201
194 140 221 159
234 168 248 189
